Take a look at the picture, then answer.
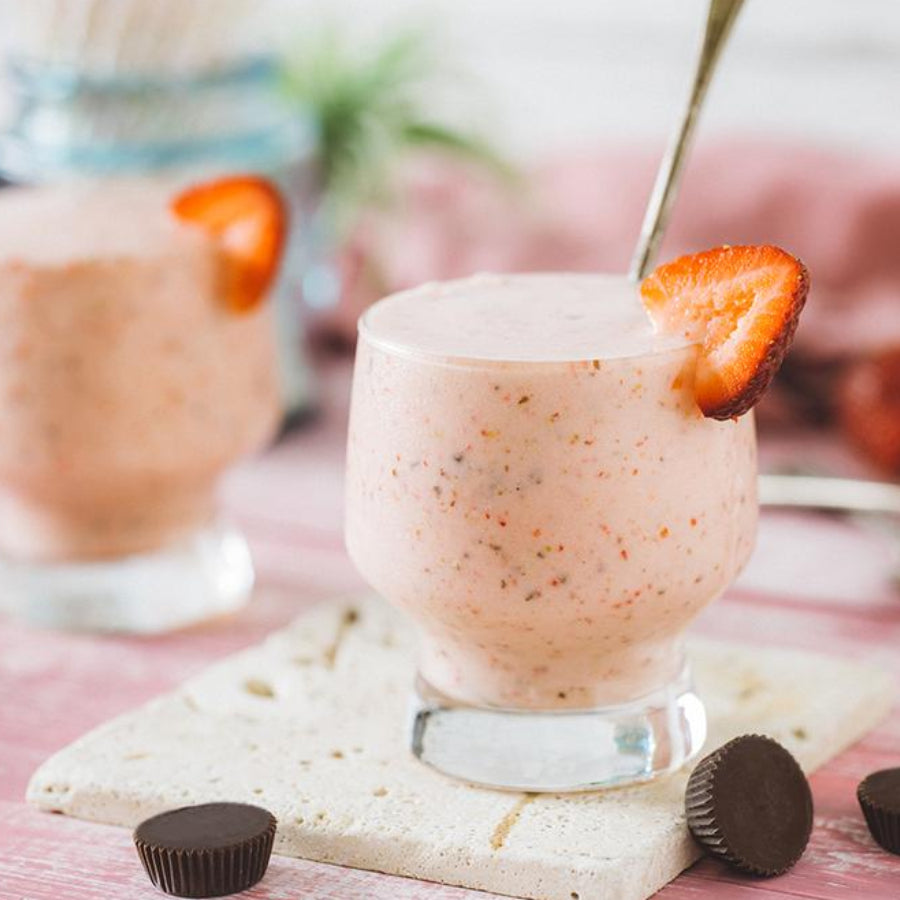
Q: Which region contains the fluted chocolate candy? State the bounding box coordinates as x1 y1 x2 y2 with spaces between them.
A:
858 768 900 855
134 802 276 897
685 734 813 876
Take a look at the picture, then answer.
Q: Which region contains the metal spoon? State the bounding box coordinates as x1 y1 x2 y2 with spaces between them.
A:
761 473 900 589
626 0 900 536
760 474 900 517
629 0 745 281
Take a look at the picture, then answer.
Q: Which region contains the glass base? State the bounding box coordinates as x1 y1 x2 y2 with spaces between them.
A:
0 521 254 634
410 663 706 792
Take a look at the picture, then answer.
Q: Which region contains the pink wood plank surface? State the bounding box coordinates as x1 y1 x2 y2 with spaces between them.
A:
2 368 900 900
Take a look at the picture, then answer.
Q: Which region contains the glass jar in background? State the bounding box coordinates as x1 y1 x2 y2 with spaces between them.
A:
0 55 321 420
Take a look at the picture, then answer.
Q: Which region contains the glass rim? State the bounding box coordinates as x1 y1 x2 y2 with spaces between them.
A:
357 305 696 371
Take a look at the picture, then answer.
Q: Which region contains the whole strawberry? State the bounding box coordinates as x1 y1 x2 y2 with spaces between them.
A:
839 348 900 475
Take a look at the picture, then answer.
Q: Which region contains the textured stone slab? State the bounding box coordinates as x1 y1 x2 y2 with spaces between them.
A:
28 596 893 900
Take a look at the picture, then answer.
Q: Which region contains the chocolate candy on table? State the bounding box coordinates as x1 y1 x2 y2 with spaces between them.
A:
134 802 277 897
685 734 813 877
858 768 900 855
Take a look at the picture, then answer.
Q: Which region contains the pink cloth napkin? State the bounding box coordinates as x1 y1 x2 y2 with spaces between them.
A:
325 139 900 365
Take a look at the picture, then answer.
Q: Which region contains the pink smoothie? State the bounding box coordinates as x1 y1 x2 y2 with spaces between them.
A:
346 273 757 709
0 182 280 562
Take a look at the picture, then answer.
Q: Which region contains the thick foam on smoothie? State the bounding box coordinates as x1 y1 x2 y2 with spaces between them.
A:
361 273 692 363
0 181 206 265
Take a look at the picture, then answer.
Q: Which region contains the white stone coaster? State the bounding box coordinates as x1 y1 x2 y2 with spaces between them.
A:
28 596 893 900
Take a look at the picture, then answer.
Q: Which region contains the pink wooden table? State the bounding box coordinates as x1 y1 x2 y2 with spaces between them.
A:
2 368 900 900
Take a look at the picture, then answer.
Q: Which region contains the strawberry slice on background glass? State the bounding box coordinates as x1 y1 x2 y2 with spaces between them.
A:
171 175 288 313
640 244 810 420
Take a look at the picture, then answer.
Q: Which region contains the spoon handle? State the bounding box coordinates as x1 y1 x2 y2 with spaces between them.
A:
629 0 745 282
760 474 900 518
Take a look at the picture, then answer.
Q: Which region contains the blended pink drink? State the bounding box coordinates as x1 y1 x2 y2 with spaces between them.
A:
0 182 279 562
346 273 757 715
0 178 284 633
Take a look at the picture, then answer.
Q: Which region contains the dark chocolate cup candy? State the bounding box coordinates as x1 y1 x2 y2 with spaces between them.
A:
685 734 813 877
858 768 900 855
134 802 276 897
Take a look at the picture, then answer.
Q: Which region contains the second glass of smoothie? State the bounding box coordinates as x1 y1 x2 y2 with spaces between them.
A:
346 273 758 791
0 180 282 633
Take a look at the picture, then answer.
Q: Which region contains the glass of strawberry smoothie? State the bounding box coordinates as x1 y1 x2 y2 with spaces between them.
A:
0 178 283 633
346 272 761 790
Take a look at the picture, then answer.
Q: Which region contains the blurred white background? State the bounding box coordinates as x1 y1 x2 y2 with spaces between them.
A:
1 0 897 160
272 0 900 159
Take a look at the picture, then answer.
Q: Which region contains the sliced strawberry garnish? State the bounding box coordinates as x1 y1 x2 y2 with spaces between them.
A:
640 245 809 420
171 175 287 313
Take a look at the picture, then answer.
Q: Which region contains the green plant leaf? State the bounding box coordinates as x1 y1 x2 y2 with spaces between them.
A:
400 121 519 183
280 26 515 227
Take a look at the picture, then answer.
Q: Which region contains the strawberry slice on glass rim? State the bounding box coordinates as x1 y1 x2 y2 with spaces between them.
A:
171 175 287 313
640 244 810 420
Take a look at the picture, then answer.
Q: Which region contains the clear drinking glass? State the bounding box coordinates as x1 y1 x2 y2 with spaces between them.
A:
0 181 280 633
345 273 758 791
